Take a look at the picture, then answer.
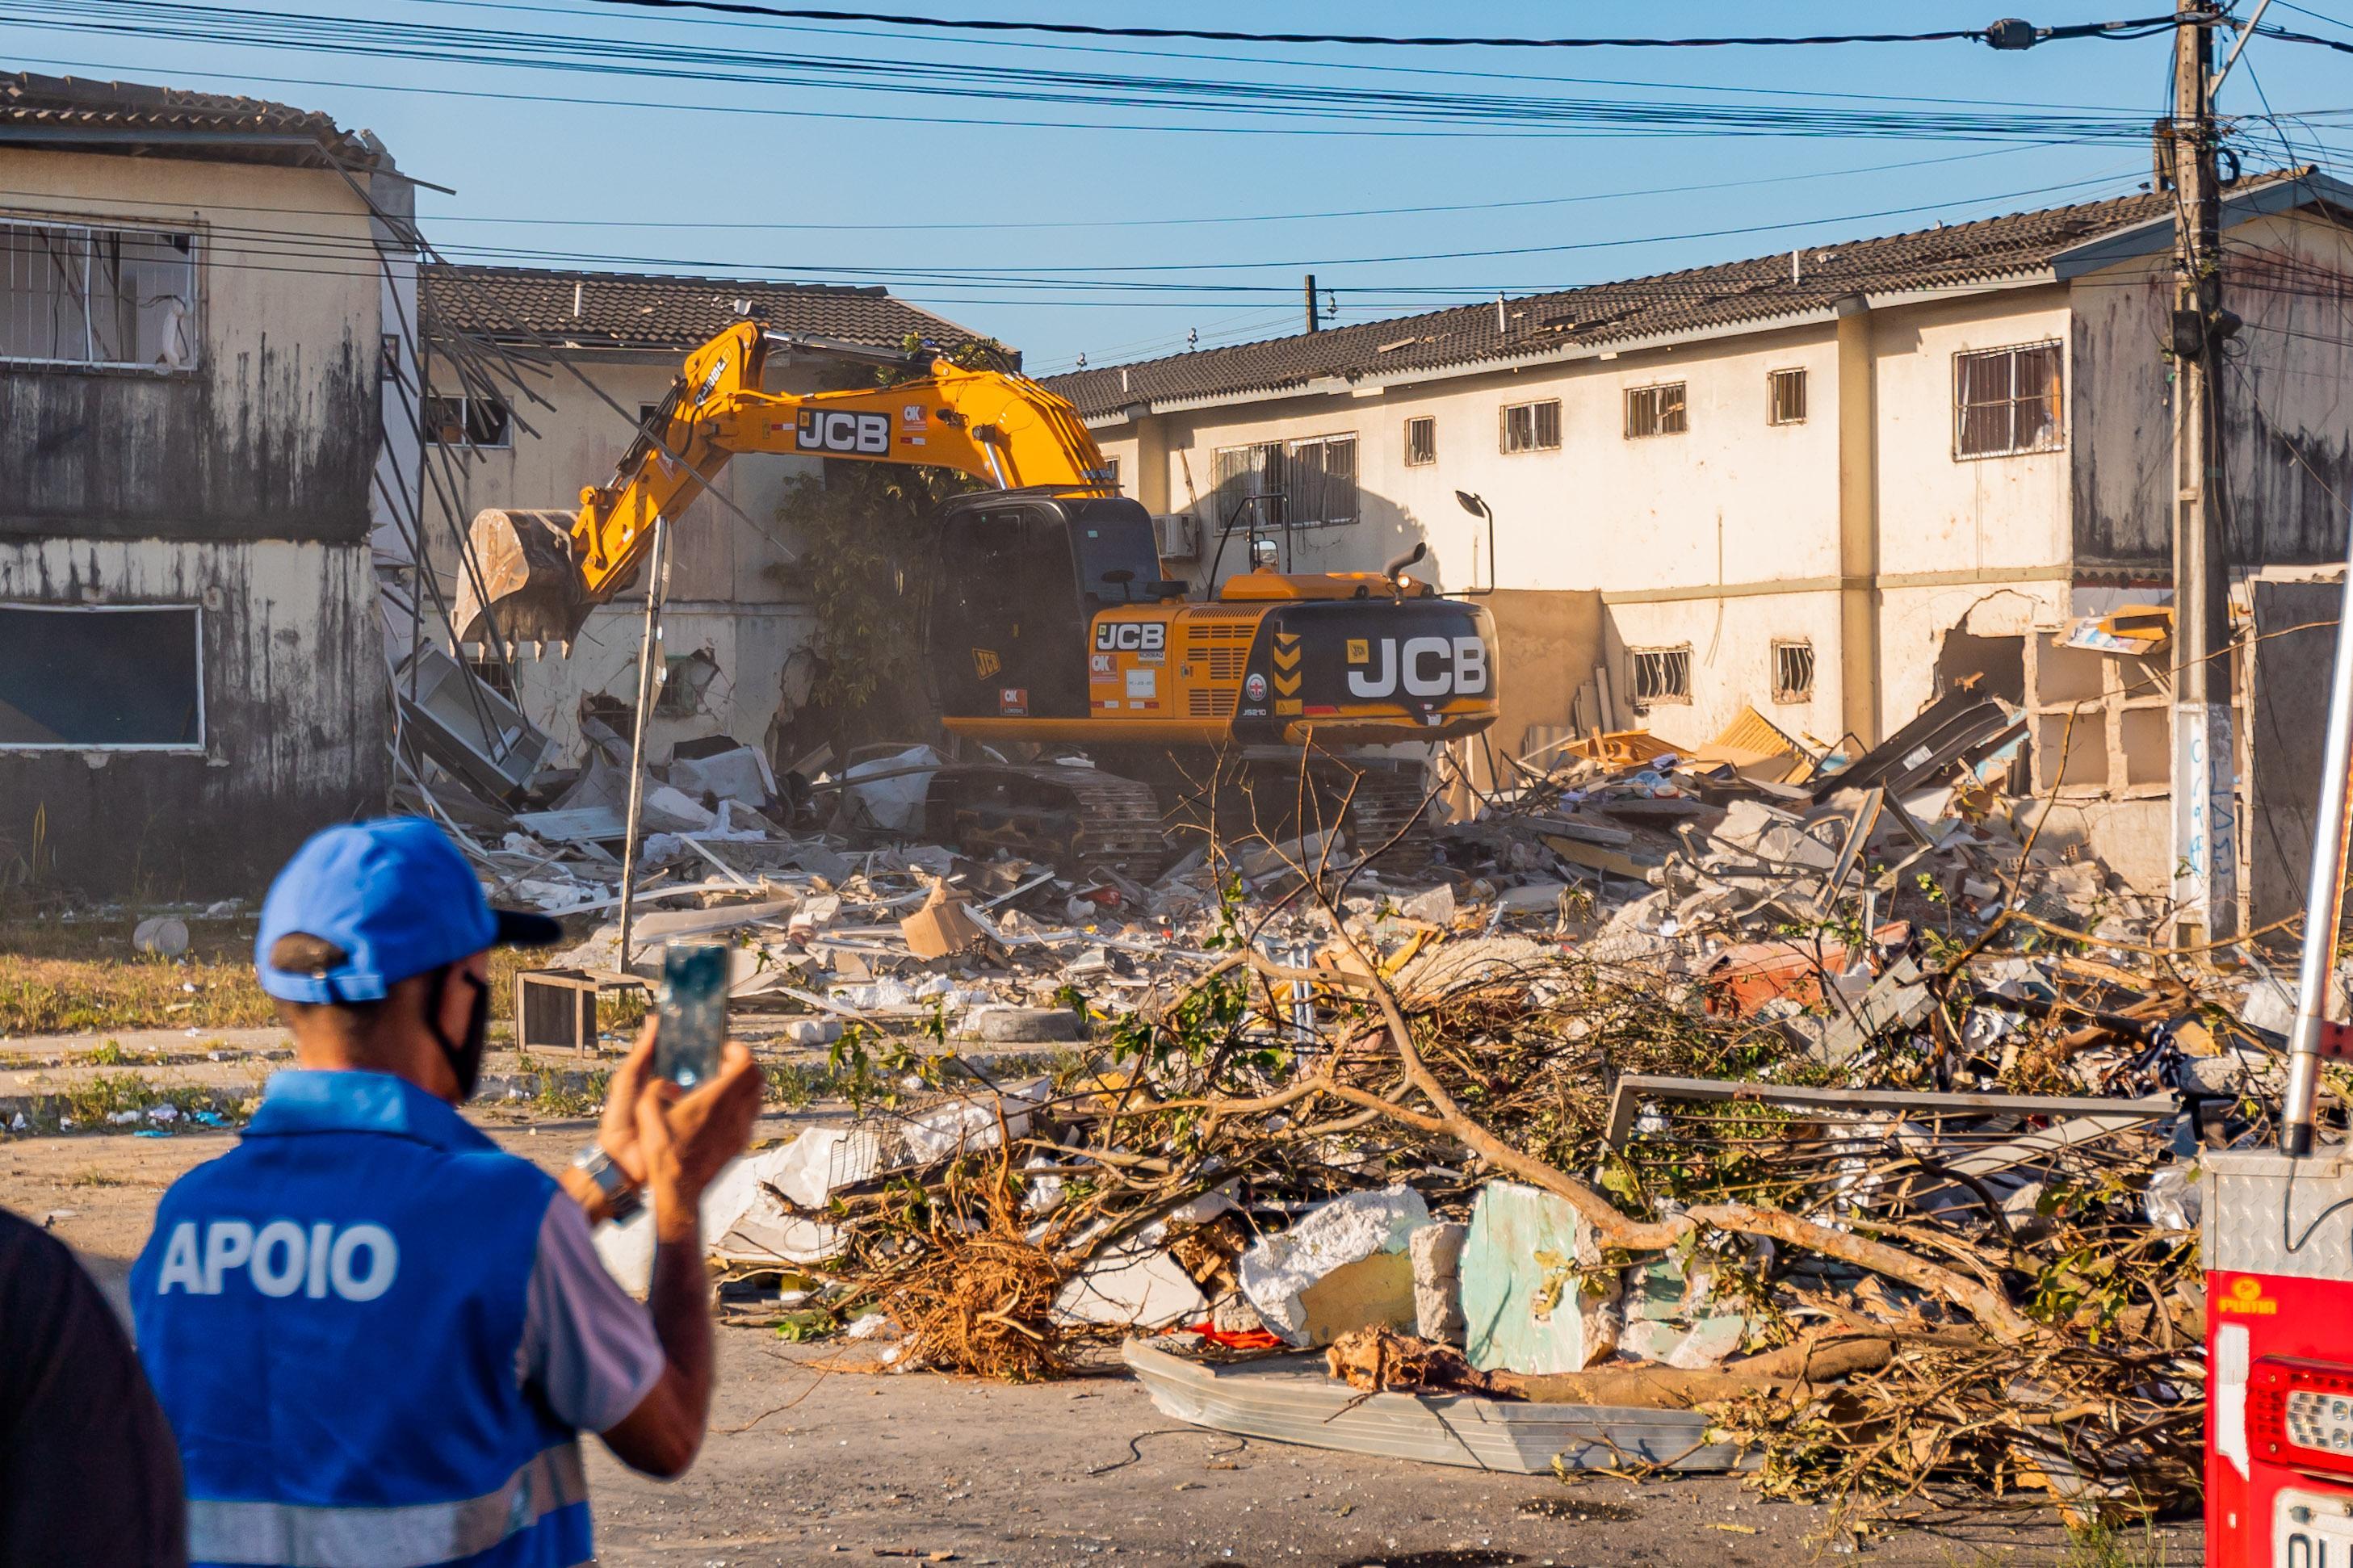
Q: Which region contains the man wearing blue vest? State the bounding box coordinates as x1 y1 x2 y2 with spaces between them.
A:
132 817 762 1567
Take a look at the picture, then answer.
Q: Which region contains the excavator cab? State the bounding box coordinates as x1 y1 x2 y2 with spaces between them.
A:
924 493 1177 721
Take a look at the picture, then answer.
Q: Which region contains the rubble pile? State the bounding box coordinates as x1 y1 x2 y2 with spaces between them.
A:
405 695 2310 1532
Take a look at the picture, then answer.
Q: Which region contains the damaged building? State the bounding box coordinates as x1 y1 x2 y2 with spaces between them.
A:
0 73 412 898
1046 170 2353 894
415 263 983 770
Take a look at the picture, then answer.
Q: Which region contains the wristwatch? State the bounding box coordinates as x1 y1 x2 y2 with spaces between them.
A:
572 1143 643 1223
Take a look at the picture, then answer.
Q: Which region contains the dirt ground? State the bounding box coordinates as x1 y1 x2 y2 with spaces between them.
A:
4 1120 2200 1567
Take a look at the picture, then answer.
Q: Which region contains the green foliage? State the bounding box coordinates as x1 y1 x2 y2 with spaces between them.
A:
2058 1522 2173 1568
769 339 1008 752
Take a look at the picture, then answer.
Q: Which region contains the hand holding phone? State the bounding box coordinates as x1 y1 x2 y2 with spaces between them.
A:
655 940 728 1088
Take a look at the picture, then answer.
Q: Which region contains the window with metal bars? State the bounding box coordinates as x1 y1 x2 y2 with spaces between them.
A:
1500 399 1560 454
1953 342 2062 459
1404 415 1437 467
1769 367 1808 426
1624 383 1688 438
1772 639 1815 703
1629 645 1692 708
1213 435 1357 525
463 653 518 702
0 219 199 370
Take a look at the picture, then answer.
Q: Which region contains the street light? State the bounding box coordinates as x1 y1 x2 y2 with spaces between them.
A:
1454 490 1495 597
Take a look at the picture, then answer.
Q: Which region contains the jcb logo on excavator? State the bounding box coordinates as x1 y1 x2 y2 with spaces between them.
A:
1346 636 1490 699
1093 622 1165 653
795 409 891 455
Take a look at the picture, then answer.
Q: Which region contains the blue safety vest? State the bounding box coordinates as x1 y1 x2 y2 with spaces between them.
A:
132 1071 595 1568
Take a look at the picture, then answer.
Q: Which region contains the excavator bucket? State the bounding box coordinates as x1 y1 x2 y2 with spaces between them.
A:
449 508 591 648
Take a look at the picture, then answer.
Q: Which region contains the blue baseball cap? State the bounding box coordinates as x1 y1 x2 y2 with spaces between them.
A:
256 817 563 1004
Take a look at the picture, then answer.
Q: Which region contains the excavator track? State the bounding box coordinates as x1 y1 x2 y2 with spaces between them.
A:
1333 765 1438 867
923 763 1171 875
1151 754 1435 870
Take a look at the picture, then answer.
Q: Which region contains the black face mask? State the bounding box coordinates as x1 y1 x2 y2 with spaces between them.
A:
427 966 491 1101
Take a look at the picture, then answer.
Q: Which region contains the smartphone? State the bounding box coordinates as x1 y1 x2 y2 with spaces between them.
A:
656 940 728 1089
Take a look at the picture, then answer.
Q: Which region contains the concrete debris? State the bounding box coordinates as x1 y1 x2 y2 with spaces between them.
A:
1460 1182 1621 1375
1408 1221 1468 1343
1237 1185 1430 1348
370 669 2279 1531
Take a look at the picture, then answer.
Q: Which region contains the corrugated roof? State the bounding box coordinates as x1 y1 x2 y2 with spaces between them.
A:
0 70 379 169
1043 174 2326 419
422 262 983 353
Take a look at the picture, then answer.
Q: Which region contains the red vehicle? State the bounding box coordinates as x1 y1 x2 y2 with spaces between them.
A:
2206 528 2353 1566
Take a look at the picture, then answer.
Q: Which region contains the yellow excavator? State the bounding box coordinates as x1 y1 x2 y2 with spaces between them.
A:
452 321 1499 870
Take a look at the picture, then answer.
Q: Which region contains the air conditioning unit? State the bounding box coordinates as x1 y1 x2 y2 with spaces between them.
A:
1153 512 1202 563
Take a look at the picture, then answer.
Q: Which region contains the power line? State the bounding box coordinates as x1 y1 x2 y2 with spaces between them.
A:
583 0 2179 52
398 0 2161 113
11 2 2178 143
6 166 2148 300
0 143 2065 236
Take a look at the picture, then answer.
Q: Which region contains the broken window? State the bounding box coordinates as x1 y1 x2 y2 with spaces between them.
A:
1629 645 1692 708
1769 367 1808 426
1500 399 1560 454
1624 382 1688 438
1954 342 2062 459
0 219 199 370
423 393 512 449
1772 639 1815 703
655 649 720 719
1404 415 1437 467
463 652 517 702
0 604 203 748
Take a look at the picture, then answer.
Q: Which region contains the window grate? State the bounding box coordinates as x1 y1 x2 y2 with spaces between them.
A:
1624 383 1688 439
1769 368 1808 426
1500 399 1561 454
1772 639 1815 704
1 219 199 370
1214 435 1357 526
1954 342 2062 459
1629 646 1692 708
1404 415 1437 467
463 654 518 702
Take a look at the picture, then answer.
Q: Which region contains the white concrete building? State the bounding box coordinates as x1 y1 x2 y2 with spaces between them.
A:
1045 170 2353 889
0 73 405 897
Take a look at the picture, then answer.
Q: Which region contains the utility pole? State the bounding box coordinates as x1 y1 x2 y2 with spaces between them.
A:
2170 0 2238 946
1303 274 1320 333
614 514 671 973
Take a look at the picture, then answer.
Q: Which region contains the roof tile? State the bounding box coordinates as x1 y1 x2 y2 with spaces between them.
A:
1042 179 2310 418
422 262 981 353
0 70 375 167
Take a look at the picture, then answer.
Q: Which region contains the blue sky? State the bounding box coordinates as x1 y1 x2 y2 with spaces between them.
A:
11 1 2353 371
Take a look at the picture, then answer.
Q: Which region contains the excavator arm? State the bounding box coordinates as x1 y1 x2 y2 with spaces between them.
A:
450 321 1115 646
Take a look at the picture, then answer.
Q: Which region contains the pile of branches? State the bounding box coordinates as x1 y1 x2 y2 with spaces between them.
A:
797 836 2238 1530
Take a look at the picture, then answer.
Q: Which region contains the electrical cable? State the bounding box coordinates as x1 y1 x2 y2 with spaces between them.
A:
582 0 2181 52
8 1 2183 144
